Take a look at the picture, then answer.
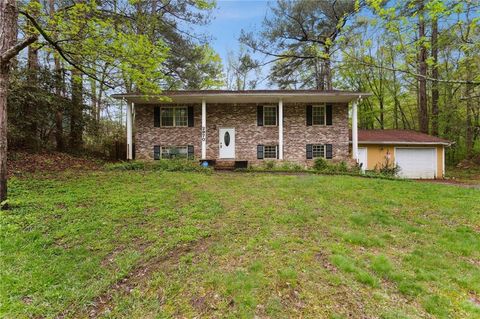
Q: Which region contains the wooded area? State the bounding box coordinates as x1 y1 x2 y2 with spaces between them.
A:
0 0 479 205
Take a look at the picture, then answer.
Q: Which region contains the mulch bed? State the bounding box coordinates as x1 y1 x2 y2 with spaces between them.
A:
7 150 103 178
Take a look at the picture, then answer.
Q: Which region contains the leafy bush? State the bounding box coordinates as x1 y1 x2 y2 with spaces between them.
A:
375 155 400 177
263 160 276 170
313 157 328 171
314 158 349 173
337 161 348 172
279 161 303 171
105 161 146 171
105 159 211 172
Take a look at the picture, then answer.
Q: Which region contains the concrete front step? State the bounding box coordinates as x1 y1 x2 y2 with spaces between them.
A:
214 160 236 170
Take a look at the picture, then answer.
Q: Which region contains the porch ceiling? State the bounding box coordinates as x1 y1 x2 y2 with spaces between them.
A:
111 90 371 104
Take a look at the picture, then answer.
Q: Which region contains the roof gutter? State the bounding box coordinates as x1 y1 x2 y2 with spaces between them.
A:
350 141 452 146
111 92 373 99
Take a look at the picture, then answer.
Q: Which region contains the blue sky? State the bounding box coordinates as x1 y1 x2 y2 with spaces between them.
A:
207 1 270 63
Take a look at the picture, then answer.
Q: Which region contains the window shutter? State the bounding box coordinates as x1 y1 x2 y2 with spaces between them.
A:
154 106 160 127
188 106 194 127
276 145 279 159
306 105 312 126
257 145 264 159
187 145 194 159
257 105 264 126
326 144 333 159
326 104 333 125
306 144 313 159
153 145 160 160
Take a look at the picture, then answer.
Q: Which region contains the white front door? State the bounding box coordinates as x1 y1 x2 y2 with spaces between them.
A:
219 128 235 159
357 147 367 172
395 148 436 179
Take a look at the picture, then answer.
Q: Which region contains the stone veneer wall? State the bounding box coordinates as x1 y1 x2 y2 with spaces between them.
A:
134 103 350 166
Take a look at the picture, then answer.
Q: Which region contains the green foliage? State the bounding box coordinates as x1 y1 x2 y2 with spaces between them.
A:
45 2 169 94
279 161 304 171
313 157 328 171
374 155 400 177
338 0 480 163
262 160 276 170
241 0 356 89
105 159 211 172
7 68 69 149
314 159 356 174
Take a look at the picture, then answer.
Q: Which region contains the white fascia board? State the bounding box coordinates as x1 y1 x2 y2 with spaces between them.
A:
350 141 451 146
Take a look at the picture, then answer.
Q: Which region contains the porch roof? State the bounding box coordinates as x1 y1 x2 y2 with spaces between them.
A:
112 89 371 104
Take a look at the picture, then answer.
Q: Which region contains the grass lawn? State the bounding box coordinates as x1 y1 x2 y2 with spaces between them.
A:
1 171 479 318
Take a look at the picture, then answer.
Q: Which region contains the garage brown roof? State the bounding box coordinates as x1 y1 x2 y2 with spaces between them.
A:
351 129 451 145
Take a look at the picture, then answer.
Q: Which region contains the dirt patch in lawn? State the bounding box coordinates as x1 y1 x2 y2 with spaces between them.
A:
8 150 103 178
67 236 212 318
415 179 480 189
470 294 480 307
315 251 338 273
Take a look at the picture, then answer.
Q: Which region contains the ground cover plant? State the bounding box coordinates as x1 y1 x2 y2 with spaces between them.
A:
1 171 479 318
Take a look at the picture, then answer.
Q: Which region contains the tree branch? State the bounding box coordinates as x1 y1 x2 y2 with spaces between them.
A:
0 35 38 63
341 51 480 85
19 10 115 89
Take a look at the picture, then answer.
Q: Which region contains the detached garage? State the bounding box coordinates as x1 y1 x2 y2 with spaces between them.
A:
352 130 451 179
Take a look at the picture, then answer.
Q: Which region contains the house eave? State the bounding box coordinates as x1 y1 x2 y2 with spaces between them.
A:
111 90 372 104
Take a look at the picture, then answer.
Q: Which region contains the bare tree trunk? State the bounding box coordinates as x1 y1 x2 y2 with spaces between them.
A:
69 69 83 151
323 46 332 90
0 0 19 206
465 66 474 158
49 0 64 151
25 0 40 149
26 0 39 83
90 78 97 119
314 57 321 90
97 81 104 122
54 56 64 151
418 8 429 133
431 17 439 136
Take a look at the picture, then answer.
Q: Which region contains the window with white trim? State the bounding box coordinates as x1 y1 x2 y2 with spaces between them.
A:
161 146 188 159
263 106 277 126
312 144 325 158
264 145 277 159
160 106 188 127
312 105 326 125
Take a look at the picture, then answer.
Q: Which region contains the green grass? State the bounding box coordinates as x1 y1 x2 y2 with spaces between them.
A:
1 171 479 318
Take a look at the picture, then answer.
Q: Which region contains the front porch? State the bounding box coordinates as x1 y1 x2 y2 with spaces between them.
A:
113 90 368 164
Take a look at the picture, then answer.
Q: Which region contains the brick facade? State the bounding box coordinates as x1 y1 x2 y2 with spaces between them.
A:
134 103 350 166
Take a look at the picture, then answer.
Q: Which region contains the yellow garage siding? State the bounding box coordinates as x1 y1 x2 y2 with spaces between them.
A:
359 144 445 178
436 145 444 178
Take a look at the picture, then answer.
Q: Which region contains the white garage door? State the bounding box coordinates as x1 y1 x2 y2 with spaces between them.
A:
395 148 437 179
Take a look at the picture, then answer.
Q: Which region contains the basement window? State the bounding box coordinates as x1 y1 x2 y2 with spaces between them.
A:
161 146 188 159
312 144 325 158
264 145 278 159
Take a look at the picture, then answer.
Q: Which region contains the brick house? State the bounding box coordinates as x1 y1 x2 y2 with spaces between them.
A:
113 90 369 167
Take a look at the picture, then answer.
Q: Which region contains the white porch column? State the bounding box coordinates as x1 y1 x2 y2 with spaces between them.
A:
126 101 133 160
278 99 284 160
352 99 358 161
201 99 207 160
